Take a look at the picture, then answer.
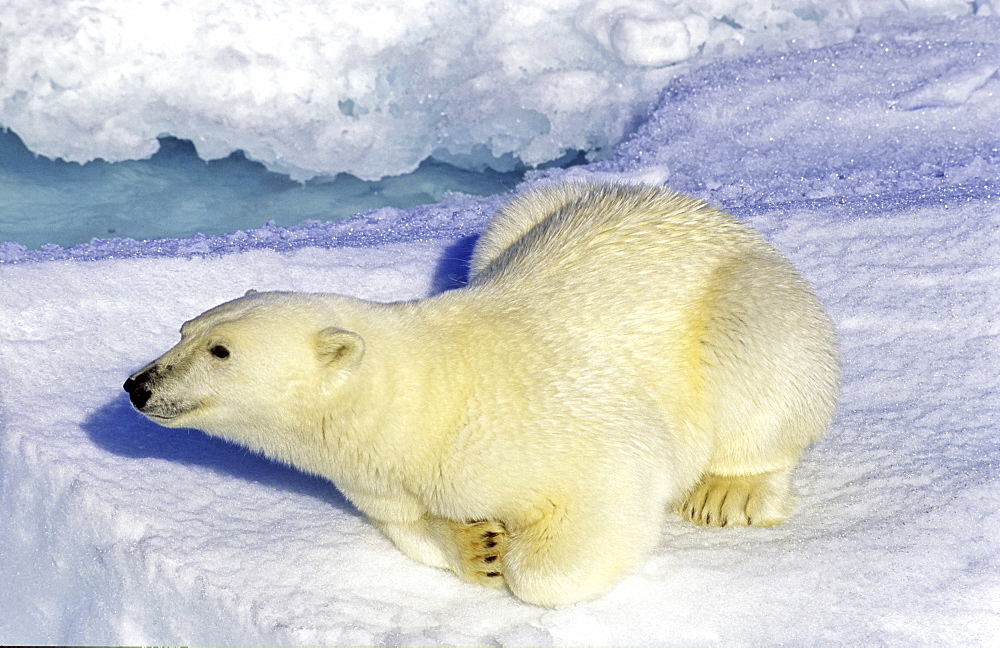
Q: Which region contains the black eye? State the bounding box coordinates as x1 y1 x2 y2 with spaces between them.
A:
209 345 230 359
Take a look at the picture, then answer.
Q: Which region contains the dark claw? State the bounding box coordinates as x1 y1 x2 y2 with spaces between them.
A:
484 555 497 563
486 572 501 578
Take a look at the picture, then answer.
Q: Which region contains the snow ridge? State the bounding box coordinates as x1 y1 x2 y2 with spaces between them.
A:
0 1 992 180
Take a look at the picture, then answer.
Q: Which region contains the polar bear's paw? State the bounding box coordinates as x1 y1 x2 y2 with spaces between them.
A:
454 520 508 587
679 472 790 527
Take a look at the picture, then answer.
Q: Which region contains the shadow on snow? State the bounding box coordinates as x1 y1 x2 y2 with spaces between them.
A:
429 233 479 293
82 393 357 514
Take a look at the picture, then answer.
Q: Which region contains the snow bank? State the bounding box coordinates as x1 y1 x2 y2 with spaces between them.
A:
0 0 992 181
1 13 999 646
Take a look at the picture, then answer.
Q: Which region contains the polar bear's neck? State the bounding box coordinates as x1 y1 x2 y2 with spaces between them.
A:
307 293 485 493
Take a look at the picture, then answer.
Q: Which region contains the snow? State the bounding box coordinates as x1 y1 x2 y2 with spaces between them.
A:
0 0 991 181
2 8 1000 648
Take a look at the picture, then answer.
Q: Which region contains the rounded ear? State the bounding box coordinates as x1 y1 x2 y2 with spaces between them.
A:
316 327 365 371
244 289 259 296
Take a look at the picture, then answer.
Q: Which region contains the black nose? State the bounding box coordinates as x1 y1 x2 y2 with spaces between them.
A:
123 368 155 409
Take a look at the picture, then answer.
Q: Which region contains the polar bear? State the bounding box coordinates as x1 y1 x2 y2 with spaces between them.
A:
124 182 839 606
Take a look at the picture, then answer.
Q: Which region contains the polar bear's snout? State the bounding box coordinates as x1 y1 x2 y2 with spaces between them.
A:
123 366 157 409
124 360 202 423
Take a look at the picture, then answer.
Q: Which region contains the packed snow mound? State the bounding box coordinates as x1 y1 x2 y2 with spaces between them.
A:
0 0 991 181
581 14 1000 206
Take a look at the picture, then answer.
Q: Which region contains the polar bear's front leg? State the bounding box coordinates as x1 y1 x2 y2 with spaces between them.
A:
371 512 508 587
345 491 451 569
350 491 507 588
372 517 453 570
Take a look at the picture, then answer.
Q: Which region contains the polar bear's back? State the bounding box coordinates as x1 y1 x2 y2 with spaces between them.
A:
469 183 756 289
465 182 839 464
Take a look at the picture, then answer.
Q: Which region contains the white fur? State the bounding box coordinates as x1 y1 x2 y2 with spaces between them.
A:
127 183 840 606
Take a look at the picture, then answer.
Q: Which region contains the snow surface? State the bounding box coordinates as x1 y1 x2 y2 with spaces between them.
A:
2 11 1000 648
0 0 992 181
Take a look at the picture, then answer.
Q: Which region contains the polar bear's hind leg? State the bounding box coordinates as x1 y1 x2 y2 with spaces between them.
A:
678 469 793 527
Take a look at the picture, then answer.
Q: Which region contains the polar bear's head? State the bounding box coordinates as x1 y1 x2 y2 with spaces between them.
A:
124 291 365 453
